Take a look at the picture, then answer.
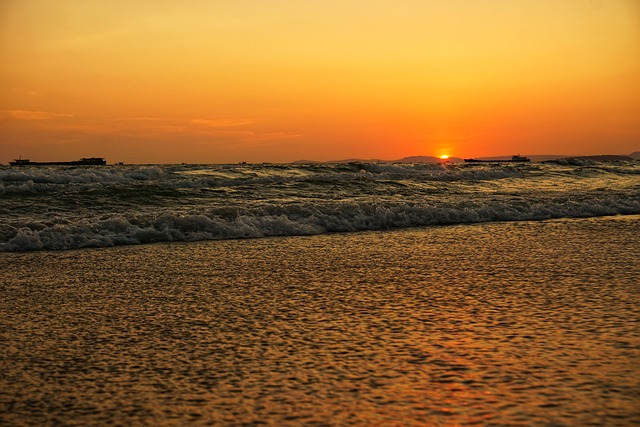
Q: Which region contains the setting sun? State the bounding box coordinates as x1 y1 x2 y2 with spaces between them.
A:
440 155 450 160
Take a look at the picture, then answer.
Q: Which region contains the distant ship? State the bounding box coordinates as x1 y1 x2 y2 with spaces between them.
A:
9 157 107 166
464 155 531 163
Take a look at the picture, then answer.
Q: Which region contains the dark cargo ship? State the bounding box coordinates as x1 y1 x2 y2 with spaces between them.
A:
464 155 530 163
9 157 107 166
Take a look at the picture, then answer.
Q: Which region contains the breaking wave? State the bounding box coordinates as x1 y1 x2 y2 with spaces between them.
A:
1 161 638 251
2 195 639 252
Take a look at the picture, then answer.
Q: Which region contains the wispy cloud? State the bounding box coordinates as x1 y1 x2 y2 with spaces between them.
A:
236 131 302 143
1 113 301 146
112 117 253 127
191 118 254 127
1 110 73 121
109 116 295 142
112 117 167 122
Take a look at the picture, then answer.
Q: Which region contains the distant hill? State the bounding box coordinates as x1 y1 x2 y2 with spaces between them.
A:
476 153 639 162
465 155 564 162
333 158 384 163
546 155 634 163
292 152 639 164
290 159 321 164
581 155 634 161
394 155 454 163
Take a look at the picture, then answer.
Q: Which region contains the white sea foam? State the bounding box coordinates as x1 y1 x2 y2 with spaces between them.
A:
2 194 638 251
2 161 638 251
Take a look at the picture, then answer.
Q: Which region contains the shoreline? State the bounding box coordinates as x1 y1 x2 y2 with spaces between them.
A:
1 212 638 426
2 213 639 254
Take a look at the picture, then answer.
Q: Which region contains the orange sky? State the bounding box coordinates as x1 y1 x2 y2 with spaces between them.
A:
1 0 639 164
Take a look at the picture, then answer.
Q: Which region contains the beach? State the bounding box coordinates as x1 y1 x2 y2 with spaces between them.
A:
1 215 638 426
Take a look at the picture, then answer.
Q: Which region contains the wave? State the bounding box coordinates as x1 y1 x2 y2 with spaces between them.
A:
2 162 638 251
0 162 553 195
2 194 638 252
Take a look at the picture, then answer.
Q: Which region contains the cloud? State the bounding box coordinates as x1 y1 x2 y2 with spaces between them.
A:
112 117 167 122
1 113 301 147
191 118 254 127
110 116 293 141
236 131 302 142
112 117 253 127
1 110 73 121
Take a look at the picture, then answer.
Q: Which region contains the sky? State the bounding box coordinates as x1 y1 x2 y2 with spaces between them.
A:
1 0 639 164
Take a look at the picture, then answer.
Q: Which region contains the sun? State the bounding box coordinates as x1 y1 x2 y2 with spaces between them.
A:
440 154 450 160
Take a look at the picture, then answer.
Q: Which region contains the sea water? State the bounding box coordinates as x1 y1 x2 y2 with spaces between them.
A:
1 161 639 426
1 160 639 251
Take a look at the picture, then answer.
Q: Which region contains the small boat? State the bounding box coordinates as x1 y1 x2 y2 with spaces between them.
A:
9 157 107 166
464 155 530 163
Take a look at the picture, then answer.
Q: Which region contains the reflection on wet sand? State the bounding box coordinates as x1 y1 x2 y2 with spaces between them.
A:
1 216 639 426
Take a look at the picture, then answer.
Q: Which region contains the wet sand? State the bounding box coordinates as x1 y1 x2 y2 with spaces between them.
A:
1 216 639 426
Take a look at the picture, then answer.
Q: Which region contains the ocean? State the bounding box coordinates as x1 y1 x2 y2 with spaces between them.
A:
1 160 639 252
1 160 639 426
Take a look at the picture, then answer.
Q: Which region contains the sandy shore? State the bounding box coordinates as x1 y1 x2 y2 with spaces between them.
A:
1 216 639 426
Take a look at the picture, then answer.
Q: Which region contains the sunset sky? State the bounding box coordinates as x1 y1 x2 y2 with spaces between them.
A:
1 0 639 164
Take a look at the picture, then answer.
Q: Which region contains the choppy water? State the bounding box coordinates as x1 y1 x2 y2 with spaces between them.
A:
1 160 639 251
1 215 639 426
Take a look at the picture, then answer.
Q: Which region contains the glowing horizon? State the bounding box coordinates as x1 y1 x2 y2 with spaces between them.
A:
1 0 639 164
